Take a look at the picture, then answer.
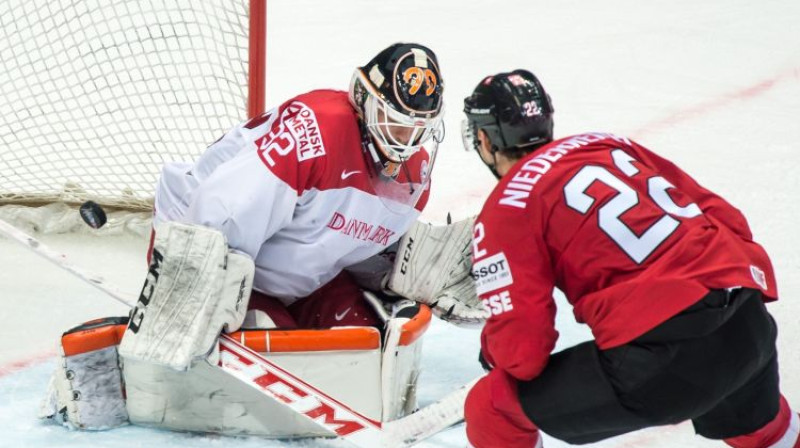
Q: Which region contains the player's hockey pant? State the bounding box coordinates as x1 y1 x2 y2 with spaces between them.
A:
466 288 795 447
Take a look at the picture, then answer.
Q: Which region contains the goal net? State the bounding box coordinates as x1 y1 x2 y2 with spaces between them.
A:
0 0 266 214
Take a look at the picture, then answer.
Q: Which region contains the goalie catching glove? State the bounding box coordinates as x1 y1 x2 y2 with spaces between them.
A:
386 216 488 327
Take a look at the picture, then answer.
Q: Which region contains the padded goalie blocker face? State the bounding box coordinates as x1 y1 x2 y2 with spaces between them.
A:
119 222 254 371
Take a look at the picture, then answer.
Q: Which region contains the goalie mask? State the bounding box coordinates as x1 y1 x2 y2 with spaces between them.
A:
462 69 554 178
349 43 444 212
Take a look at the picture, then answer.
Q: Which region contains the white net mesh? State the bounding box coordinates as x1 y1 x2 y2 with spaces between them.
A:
0 0 251 210
0 203 152 237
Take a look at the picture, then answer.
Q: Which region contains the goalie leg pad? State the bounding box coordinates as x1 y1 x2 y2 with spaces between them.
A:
119 222 254 371
39 317 130 430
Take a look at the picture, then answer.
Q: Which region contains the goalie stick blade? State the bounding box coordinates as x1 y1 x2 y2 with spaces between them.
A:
383 377 479 447
218 336 479 448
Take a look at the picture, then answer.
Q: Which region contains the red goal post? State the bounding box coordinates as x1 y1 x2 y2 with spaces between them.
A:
0 0 267 211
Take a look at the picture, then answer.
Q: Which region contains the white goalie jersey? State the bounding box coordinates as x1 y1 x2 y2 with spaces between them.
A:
153 89 431 304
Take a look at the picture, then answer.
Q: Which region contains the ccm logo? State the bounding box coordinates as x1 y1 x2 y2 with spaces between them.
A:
129 248 163 334
400 236 414 274
221 344 370 437
482 290 514 316
257 373 366 436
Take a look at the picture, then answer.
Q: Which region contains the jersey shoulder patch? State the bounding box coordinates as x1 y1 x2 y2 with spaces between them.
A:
255 100 326 170
251 92 363 192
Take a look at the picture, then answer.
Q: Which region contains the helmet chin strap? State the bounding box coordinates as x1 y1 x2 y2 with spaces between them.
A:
360 121 402 179
362 127 415 194
479 145 502 180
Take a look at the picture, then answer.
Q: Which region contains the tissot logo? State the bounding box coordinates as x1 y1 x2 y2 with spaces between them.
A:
326 212 395 246
471 252 513 296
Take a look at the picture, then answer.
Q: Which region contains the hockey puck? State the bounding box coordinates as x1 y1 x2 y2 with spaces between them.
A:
79 201 108 229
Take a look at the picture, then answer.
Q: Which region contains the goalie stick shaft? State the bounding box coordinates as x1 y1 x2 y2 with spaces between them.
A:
384 377 479 447
0 217 477 447
218 335 384 444
0 218 136 307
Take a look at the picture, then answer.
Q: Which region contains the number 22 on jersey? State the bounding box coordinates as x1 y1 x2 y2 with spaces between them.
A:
563 149 702 264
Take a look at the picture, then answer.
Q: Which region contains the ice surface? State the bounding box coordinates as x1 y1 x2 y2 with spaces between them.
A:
1 0 799 446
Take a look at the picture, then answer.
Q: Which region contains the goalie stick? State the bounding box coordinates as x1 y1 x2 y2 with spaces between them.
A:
0 218 136 307
0 217 477 447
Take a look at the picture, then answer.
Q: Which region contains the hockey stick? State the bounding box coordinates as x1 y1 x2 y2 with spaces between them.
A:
384 376 479 447
219 332 478 447
0 217 476 447
0 218 137 307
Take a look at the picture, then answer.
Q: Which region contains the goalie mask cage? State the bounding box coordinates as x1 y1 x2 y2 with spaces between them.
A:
0 0 267 211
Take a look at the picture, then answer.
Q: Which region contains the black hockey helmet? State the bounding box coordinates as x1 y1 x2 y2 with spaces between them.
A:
349 43 445 164
462 69 554 175
362 42 443 116
349 43 444 213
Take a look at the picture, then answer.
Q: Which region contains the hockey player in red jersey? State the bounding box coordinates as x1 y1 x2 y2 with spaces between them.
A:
151 43 445 329
461 70 799 448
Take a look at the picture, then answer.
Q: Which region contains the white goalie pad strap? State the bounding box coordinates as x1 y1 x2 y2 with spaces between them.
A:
381 301 424 421
39 346 129 430
119 222 254 371
387 216 487 326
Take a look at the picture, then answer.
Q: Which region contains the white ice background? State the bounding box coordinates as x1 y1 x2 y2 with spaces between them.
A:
1 0 799 447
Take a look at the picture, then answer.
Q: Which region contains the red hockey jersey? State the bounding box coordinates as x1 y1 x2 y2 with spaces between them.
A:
473 133 777 381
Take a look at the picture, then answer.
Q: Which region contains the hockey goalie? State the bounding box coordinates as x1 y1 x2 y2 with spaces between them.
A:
39 42 486 439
